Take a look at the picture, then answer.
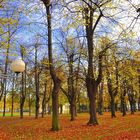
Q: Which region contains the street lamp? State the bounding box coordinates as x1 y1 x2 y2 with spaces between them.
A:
0 58 25 79
0 58 25 117
11 58 25 74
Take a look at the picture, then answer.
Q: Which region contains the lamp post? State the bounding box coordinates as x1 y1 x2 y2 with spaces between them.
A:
0 58 25 116
11 58 25 118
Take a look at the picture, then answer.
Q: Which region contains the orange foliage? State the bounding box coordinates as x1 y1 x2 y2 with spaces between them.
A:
0 112 140 140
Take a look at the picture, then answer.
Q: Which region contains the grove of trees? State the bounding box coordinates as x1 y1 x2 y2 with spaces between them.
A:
0 0 140 131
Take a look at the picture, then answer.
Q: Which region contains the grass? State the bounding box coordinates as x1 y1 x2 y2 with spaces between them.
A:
0 113 19 117
0 112 31 117
0 112 140 140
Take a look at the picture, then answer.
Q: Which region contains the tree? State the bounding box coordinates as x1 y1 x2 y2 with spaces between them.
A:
41 0 62 131
105 47 119 118
0 0 21 116
98 81 104 115
34 43 40 119
81 0 105 125
40 58 52 118
11 76 15 117
20 45 27 118
120 79 127 116
59 34 83 121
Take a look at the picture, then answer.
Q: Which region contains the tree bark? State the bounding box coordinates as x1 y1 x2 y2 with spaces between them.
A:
121 95 126 116
83 6 103 125
3 24 11 117
130 101 134 114
42 83 47 118
3 43 10 117
59 104 63 114
29 93 31 116
86 82 98 125
42 0 61 131
85 15 98 124
70 101 76 121
20 72 25 119
98 82 104 115
110 95 116 118
35 44 40 119
52 79 61 131
128 87 135 115
107 75 116 118
11 77 15 117
20 47 26 119
128 94 135 114
138 97 140 111
0 81 4 101
68 53 76 121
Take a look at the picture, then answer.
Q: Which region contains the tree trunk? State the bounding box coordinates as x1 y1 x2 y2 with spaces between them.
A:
3 50 9 117
84 7 103 125
20 47 26 119
42 83 47 118
42 103 45 118
130 101 134 114
20 72 24 119
48 104 51 114
11 93 14 117
20 98 24 118
0 81 4 101
138 97 140 111
68 52 76 121
42 0 61 131
52 79 61 131
106 75 116 118
134 99 136 112
86 81 98 125
29 94 31 116
86 28 98 124
75 105 77 116
120 80 127 116
3 25 10 117
11 77 15 117
115 102 118 111
35 45 40 119
3 94 6 117
35 89 39 119
128 94 135 114
98 82 103 115
121 95 126 116
130 99 134 114
70 101 76 121
59 104 63 114
110 95 116 118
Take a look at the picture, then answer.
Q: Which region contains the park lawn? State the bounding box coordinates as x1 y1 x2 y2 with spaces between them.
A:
0 113 20 117
0 112 31 117
0 112 140 140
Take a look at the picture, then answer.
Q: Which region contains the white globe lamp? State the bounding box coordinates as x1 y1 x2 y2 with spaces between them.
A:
11 58 25 74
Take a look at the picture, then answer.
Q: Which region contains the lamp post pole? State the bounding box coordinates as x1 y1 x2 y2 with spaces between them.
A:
0 58 25 117
11 58 25 118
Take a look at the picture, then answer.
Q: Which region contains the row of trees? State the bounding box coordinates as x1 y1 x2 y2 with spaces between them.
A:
0 0 140 131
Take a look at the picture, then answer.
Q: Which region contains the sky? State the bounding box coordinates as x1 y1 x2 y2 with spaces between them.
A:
0 0 140 65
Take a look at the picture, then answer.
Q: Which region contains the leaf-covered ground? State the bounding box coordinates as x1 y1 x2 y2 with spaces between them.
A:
0 112 140 140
